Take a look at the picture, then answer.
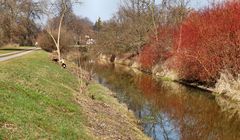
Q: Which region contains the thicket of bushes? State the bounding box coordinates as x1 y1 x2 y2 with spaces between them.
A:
94 0 188 56
139 1 240 85
139 25 175 69
174 1 240 84
37 11 94 54
37 28 75 53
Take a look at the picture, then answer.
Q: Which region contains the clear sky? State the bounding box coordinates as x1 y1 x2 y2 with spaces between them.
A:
73 0 120 22
74 0 211 22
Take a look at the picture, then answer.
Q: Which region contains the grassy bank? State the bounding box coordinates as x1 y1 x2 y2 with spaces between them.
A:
0 51 149 140
0 51 90 139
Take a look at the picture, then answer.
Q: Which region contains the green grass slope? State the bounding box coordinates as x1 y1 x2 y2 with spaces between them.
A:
0 51 91 139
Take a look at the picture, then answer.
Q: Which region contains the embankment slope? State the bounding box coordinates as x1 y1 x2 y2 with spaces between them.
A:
0 51 149 140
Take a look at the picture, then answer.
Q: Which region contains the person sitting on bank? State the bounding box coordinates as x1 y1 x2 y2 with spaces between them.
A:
59 58 66 68
35 42 38 48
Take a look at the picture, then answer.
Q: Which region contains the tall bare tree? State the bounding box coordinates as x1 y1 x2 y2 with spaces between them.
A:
40 0 80 61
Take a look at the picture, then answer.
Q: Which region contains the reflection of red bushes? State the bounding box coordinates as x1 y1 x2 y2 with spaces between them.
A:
173 1 240 83
137 75 158 96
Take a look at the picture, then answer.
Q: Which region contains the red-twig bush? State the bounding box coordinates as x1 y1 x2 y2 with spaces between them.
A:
139 43 161 70
173 1 240 84
139 25 174 70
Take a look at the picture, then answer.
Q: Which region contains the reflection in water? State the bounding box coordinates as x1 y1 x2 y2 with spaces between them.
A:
83 63 240 140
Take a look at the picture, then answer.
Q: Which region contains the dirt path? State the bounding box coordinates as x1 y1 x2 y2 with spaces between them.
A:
0 48 40 62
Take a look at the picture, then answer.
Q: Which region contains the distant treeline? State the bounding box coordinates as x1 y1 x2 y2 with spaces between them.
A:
0 0 40 46
0 0 95 51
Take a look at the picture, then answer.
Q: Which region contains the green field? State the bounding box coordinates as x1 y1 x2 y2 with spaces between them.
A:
0 51 91 139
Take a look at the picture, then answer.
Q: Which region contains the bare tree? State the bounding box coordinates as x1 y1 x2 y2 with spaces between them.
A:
171 0 191 53
40 0 80 62
0 0 42 46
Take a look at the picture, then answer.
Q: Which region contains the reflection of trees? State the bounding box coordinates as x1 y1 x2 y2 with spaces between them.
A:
88 63 240 140
140 105 178 140
91 64 146 111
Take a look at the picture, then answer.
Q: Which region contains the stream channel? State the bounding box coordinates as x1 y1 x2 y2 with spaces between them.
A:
82 62 240 140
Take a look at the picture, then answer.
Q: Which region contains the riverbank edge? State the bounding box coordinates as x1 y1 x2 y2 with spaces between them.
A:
97 55 240 118
66 59 151 140
97 55 217 93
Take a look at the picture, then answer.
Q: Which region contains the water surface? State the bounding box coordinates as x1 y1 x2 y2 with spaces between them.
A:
83 63 240 140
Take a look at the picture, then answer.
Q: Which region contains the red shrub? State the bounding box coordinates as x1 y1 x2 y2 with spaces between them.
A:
139 43 160 69
173 1 240 84
139 25 175 69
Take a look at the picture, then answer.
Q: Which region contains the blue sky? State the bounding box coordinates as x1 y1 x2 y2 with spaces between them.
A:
74 0 120 22
74 0 210 22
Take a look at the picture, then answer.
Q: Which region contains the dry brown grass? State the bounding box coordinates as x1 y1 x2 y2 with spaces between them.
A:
215 72 240 102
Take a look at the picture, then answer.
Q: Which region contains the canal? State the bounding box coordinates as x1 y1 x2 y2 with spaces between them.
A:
82 62 240 140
